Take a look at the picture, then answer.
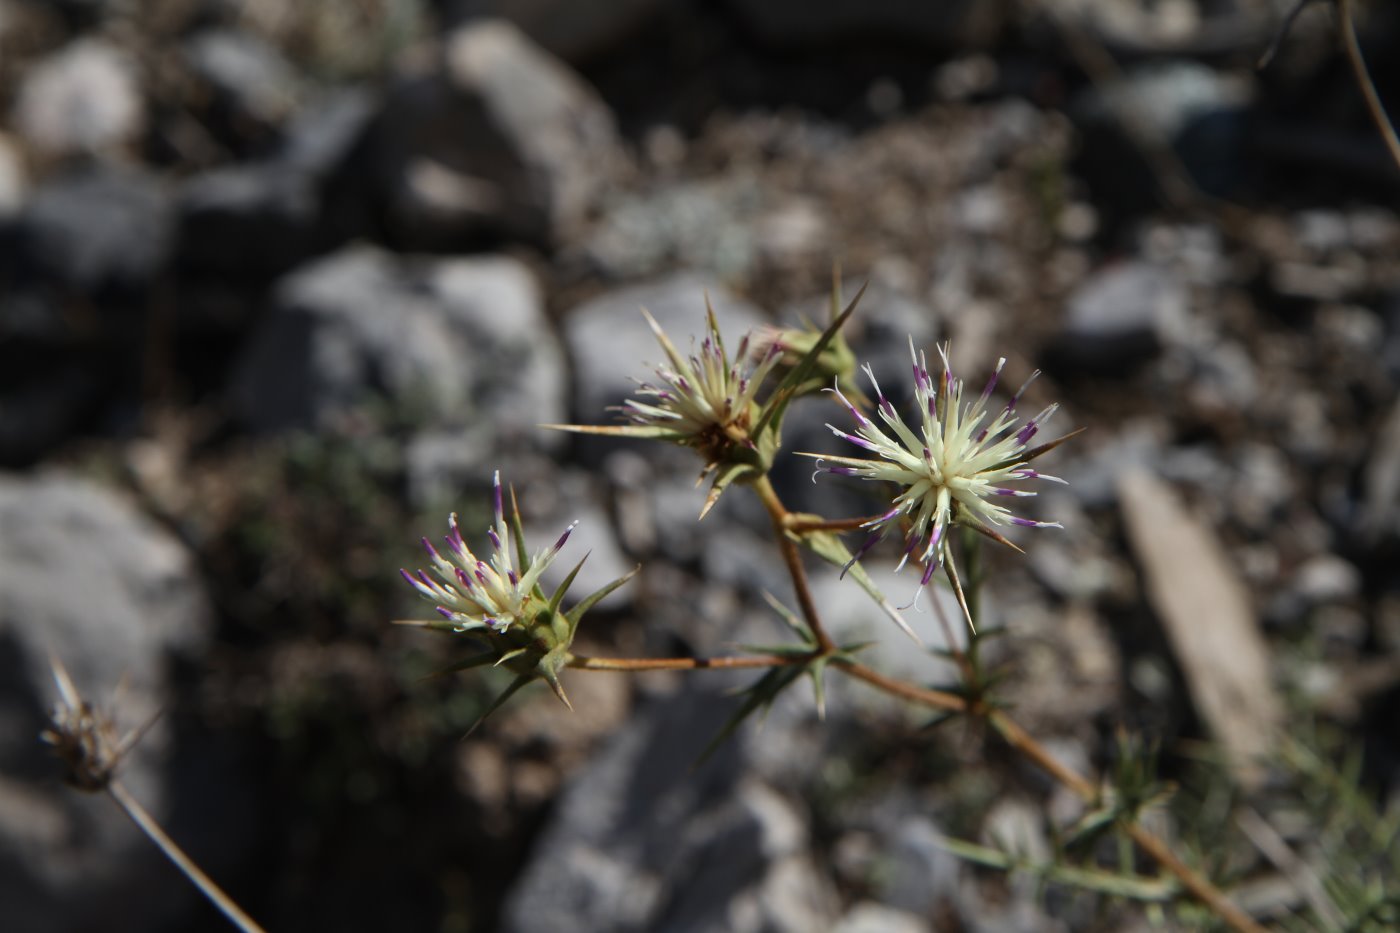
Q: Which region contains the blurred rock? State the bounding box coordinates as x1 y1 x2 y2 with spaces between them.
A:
366 19 625 248
449 0 663 63
15 164 172 295
176 164 319 277
279 87 378 178
834 903 929 933
0 471 217 933
535 477 636 611
0 132 25 218
184 29 301 141
0 362 102 467
500 683 838 933
1072 61 1253 213
1045 261 1188 375
722 0 1007 49
560 273 768 427
1118 468 1282 788
11 39 144 160
232 245 565 438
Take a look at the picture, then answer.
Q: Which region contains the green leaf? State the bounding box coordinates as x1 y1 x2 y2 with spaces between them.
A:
695 665 806 766
699 461 753 519
752 280 867 441
934 835 1178 902
423 652 500 678
464 673 534 738
564 566 640 638
802 529 921 643
547 555 589 617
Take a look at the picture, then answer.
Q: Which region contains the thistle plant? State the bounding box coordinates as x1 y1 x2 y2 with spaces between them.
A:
394 283 1269 933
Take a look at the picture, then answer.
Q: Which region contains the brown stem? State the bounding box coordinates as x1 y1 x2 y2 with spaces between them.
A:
834 669 1263 933
568 653 804 672
832 658 966 713
1126 824 1267 933
753 475 837 652
1339 0 1400 174
108 780 267 933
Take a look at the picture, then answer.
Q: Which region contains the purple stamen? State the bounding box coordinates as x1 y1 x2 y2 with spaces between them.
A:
554 520 578 551
841 531 884 578
436 606 453 619
492 472 504 521
827 424 880 452
920 559 939 586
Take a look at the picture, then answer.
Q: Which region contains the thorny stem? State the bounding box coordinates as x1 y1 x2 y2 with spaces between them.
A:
568 653 805 672
832 658 966 713
753 474 838 652
107 780 266 933
1338 0 1400 174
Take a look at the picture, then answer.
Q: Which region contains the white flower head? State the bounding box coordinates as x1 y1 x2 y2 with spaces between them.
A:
621 306 784 444
400 471 577 634
810 339 1067 598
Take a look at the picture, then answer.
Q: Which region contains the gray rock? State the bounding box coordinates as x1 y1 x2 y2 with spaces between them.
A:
278 86 378 179
560 273 769 428
534 477 636 611
449 0 663 63
1048 261 1189 374
11 39 144 159
176 164 319 277
721 0 1007 49
0 132 25 218
835 902 930 933
1073 61 1254 205
232 245 565 438
0 472 218 933
184 29 301 132
368 19 625 247
500 683 838 933
17 165 173 294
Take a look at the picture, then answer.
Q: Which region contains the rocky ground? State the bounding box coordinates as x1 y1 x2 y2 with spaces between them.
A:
2 1 1399 931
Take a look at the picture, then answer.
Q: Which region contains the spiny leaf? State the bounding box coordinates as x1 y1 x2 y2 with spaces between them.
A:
547 554 589 617
934 835 1178 902
694 665 806 767
540 422 689 441
507 485 532 592
392 618 471 634
427 653 500 678
802 530 922 644
699 461 752 519
564 566 640 636
752 280 867 441
761 590 818 646
464 673 533 738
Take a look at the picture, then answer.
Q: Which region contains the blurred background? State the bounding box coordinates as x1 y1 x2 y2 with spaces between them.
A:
2 0 1399 930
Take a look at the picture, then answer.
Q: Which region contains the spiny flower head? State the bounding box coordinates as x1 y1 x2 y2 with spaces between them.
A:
810 340 1068 598
401 471 576 637
398 471 635 716
549 302 788 518
620 305 784 461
